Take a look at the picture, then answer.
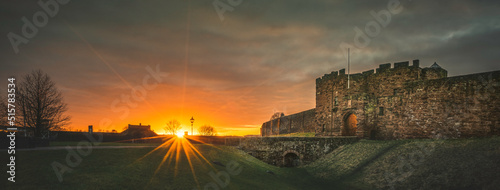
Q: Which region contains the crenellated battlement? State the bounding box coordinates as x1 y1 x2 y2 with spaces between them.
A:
316 59 424 84
314 59 445 85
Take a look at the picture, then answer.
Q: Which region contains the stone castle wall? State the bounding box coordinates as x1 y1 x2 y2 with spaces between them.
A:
261 109 316 136
385 71 500 139
261 59 499 139
315 59 499 139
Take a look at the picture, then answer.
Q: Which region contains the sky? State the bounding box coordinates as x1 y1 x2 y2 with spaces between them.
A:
1 0 499 135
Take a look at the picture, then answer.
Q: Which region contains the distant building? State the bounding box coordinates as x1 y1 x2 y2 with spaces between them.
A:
127 123 151 131
121 123 157 138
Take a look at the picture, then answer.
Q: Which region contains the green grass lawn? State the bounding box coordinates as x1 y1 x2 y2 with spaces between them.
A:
2 139 325 190
274 132 316 137
2 137 499 189
49 141 161 147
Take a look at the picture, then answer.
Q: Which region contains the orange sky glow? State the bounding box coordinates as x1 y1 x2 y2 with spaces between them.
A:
63 78 315 136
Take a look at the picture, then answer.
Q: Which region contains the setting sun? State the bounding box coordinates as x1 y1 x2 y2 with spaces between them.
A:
176 131 185 138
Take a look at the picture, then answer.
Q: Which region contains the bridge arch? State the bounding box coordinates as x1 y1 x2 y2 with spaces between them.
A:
282 150 302 167
342 112 358 136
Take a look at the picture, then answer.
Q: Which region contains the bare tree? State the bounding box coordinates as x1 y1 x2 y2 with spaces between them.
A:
198 125 216 136
164 119 181 135
0 94 7 126
17 70 71 137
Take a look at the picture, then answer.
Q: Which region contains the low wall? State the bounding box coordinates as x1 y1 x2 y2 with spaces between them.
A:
261 109 316 136
186 136 244 145
239 137 359 167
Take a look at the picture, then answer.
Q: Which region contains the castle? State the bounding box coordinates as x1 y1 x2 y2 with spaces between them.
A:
261 60 500 139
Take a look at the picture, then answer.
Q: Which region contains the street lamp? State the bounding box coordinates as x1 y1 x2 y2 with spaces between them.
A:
190 116 195 135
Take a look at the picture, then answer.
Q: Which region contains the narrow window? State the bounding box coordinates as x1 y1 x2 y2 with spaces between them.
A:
379 107 384 116
334 96 338 106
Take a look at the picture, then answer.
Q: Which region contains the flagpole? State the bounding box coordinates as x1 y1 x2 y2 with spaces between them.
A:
348 48 350 89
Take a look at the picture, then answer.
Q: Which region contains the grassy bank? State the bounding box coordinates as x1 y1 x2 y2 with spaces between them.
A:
304 137 500 189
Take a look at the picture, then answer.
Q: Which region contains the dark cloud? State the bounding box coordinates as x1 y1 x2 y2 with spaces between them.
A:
1 0 498 134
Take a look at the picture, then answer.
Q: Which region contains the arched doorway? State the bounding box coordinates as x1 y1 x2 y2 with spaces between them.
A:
283 152 300 167
342 113 357 136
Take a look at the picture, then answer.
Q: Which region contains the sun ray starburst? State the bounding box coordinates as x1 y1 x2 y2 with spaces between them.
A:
127 134 215 188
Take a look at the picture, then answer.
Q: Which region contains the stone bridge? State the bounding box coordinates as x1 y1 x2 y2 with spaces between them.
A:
238 137 359 167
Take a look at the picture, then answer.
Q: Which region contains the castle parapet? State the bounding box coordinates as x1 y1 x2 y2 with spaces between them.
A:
350 73 363 80
376 63 391 73
317 71 340 84
412 59 420 68
331 71 338 76
394 61 409 68
317 59 430 84
362 69 374 76
422 62 447 79
339 69 346 75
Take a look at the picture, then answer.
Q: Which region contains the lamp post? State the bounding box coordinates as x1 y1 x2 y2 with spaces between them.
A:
190 116 195 135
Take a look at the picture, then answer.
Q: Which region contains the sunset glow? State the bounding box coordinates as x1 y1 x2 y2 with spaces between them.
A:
176 132 184 138
130 136 214 189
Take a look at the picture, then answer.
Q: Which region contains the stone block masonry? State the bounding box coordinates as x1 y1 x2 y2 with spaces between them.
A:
261 109 316 136
239 137 359 167
261 59 500 139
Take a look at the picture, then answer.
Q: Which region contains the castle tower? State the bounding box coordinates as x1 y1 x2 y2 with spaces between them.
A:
422 62 447 80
